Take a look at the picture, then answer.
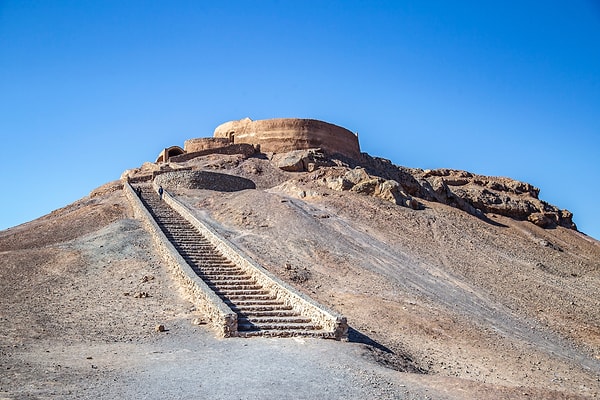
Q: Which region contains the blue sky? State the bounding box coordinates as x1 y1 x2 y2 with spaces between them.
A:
1 1 599 239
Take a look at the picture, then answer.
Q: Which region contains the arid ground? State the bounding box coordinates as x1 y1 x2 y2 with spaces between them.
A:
1 153 599 399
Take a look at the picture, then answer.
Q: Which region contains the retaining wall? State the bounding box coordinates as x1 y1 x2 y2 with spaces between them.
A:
154 170 256 192
123 179 238 337
157 182 348 339
169 143 257 163
184 137 231 152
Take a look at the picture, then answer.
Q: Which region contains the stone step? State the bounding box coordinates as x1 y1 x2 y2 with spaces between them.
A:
184 254 225 259
197 273 248 280
161 227 203 232
206 277 258 284
185 259 235 266
226 304 288 312
198 276 250 286
238 316 312 324
166 234 208 240
198 264 243 270
195 268 244 275
199 269 247 275
224 299 292 311
180 248 223 253
232 306 295 313
199 272 248 279
179 248 224 254
182 253 223 258
212 289 271 296
236 330 329 338
174 244 215 249
237 322 320 331
226 294 277 301
169 234 214 241
208 284 263 290
162 224 201 230
188 262 233 266
188 259 234 266
232 306 296 318
206 279 256 287
165 234 205 239
181 250 224 255
176 248 227 255
237 309 300 317
196 263 242 269
162 227 203 232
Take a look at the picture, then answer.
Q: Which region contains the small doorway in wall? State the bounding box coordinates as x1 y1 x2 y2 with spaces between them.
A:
228 131 235 143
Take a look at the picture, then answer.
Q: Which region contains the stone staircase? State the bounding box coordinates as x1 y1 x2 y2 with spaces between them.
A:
135 184 325 337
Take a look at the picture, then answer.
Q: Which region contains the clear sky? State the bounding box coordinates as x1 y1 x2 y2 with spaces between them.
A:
1 1 599 239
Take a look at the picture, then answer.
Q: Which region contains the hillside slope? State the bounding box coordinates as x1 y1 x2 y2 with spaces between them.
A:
1 152 599 399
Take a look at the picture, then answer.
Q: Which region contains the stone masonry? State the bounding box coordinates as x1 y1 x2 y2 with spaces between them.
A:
123 179 348 339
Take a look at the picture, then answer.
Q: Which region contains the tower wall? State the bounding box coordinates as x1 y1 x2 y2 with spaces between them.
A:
213 118 360 160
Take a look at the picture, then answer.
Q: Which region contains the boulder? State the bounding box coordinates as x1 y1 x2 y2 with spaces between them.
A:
375 180 420 209
273 151 305 172
344 168 371 185
345 176 420 209
272 148 335 172
351 178 381 195
559 210 577 229
325 177 354 191
528 212 555 228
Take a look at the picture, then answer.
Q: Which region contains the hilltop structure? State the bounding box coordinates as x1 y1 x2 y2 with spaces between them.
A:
156 117 360 163
151 117 577 230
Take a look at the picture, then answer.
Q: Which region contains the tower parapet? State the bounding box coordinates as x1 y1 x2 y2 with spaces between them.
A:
213 118 361 160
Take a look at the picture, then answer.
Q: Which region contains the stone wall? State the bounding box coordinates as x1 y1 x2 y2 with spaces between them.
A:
184 137 231 153
213 118 361 160
122 180 238 337
160 184 348 339
169 143 257 163
155 170 256 192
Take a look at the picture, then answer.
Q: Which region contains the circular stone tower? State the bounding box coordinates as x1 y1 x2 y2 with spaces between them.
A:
213 118 361 160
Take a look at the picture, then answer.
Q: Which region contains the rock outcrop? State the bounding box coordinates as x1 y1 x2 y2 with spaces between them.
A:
319 167 420 209
271 148 336 172
416 169 576 229
355 154 576 230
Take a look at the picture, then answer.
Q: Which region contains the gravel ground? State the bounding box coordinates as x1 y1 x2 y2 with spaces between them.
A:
1 155 599 399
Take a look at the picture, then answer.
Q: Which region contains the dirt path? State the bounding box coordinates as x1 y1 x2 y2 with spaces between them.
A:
5 330 443 399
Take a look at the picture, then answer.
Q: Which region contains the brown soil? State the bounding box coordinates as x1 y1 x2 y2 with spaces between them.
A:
1 155 599 399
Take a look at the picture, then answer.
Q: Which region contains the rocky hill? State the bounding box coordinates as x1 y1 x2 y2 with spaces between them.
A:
1 148 599 399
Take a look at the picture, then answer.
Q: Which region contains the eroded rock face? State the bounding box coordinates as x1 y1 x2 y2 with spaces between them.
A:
348 155 577 230
258 148 575 228
321 167 420 209
416 169 576 229
213 118 361 160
